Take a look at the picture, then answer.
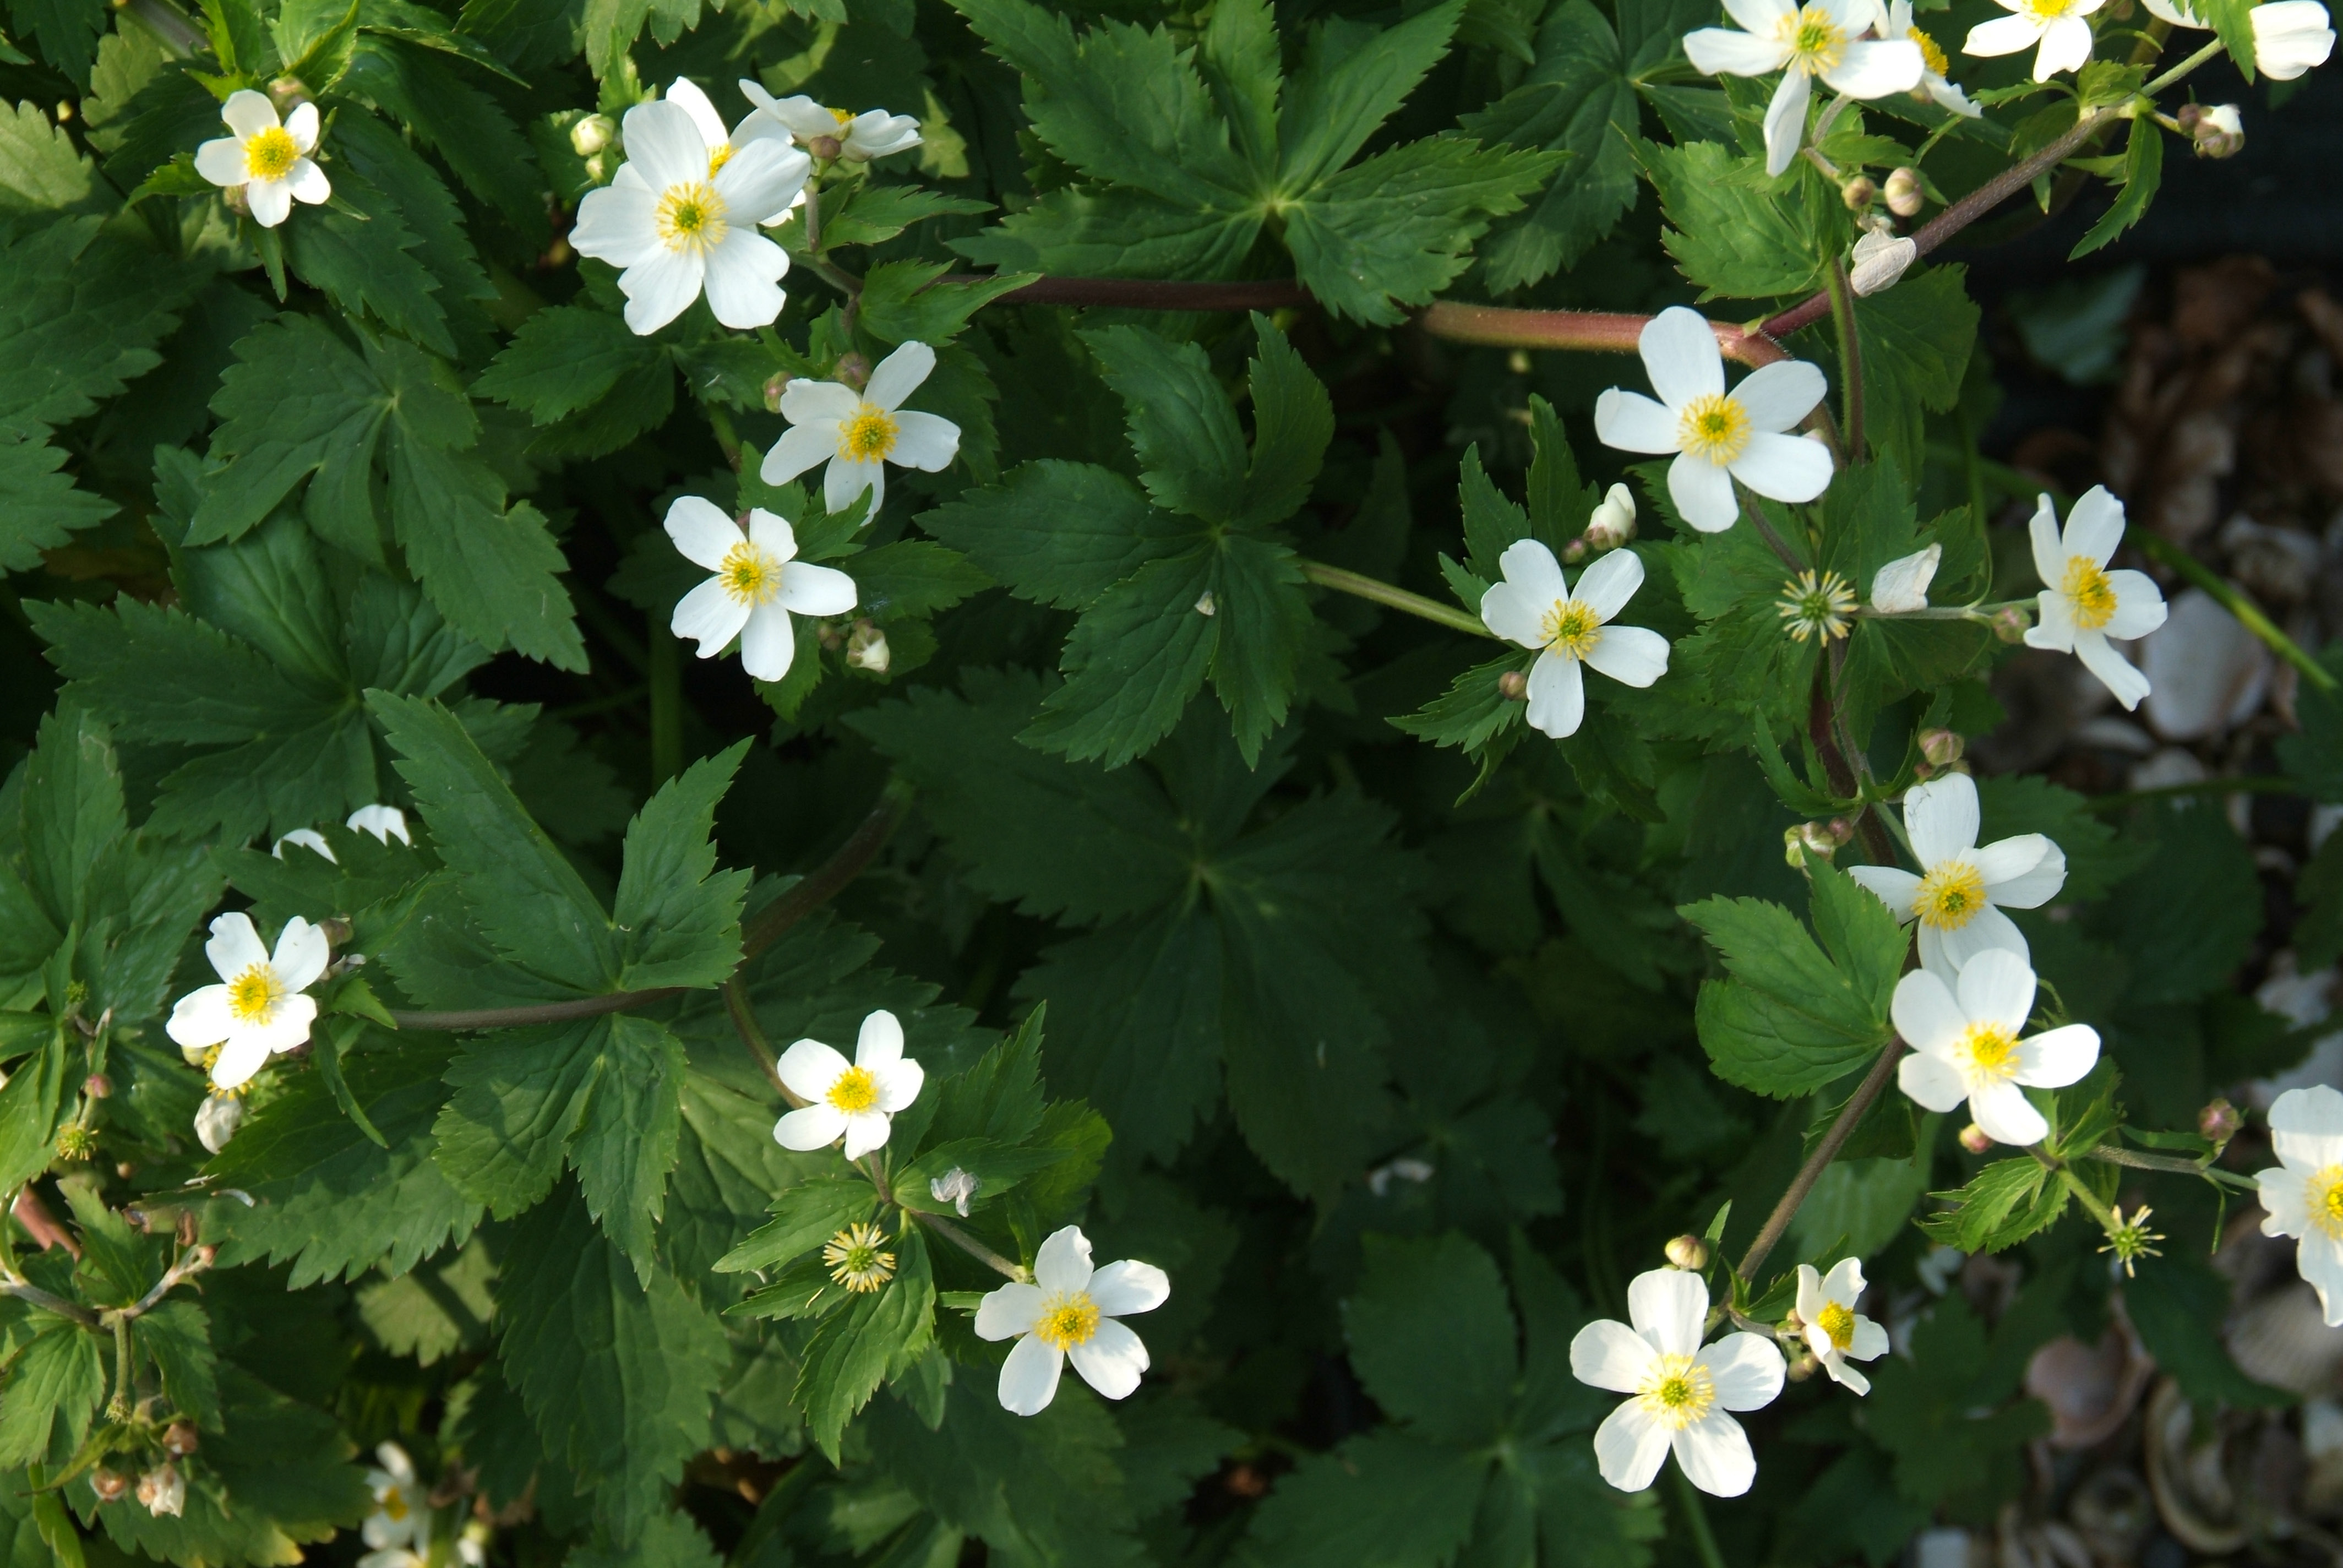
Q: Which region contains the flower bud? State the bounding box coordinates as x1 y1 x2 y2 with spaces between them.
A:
136 1464 184 1518
1665 1234 1710 1270
1849 230 1918 297
194 1094 242 1155
1919 728 1964 769
1497 669 1529 701
1825 816 1856 846
1883 166 1925 217
92 1468 129 1503
762 372 791 413
834 352 871 390
1783 825 1808 870
1991 605 2033 643
1840 175 1877 210
81 1074 109 1099
580 154 603 182
809 133 843 160
1786 1351 1818 1381
164 1422 200 1456
568 113 615 156
1959 1122 1993 1155
1583 483 1638 551
266 77 310 115
845 620 890 674
2199 1097 2242 1144
2187 102 2244 158
1562 538 1588 563
1797 821 1841 863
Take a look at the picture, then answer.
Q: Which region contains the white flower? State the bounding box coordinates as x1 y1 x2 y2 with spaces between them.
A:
2021 486 2167 711
362 1443 424 1559
930 1166 977 1217
2255 1085 2343 1324
761 342 962 518
2139 0 2333 77
1963 0 2106 81
774 1009 924 1159
665 497 856 684
166 913 329 1090
1795 1260 1889 1395
1848 772 2065 976
1685 0 1924 175
661 78 797 190
194 90 330 228
136 1464 184 1518
193 1093 243 1155
1568 1267 1785 1497
1849 228 1919 296
974 1226 1169 1415
1479 540 1670 740
347 804 412 845
1890 949 2101 1146
1885 0 1982 113
739 83 922 161
568 94 811 336
1594 308 1834 532
273 827 334 863
1870 543 1941 612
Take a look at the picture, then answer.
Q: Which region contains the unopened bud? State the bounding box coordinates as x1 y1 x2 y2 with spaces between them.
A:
1883 167 1924 217
1824 816 1856 846
1919 728 1964 769
1783 825 1809 870
1959 1123 1993 1154
164 1421 199 1456
1840 175 1877 210
1785 1351 1818 1381
318 916 352 948
580 154 603 182
1497 669 1529 701
2199 1097 2242 1144
763 372 791 413
266 77 310 114
91 1468 129 1503
809 133 843 160
81 1075 110 1099
568 113 615 156
833 352 871 390
1991 605 2032 643
845 619 890 673
1849 230 1917 297
2181 101 2244 158
1665 1234 1710 1270
1562 538 1588 563
1797 821 1841 862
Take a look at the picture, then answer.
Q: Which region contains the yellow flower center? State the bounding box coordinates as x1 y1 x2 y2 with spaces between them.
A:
706 142 732 176
1817 1302 1856 1350
1914 861 1986 929
830 106 856 130
2021 0 2081 19
1781 4 1847 69
719 542 778 606
1034 1292 1102 1351
2060 555 2118 631
245 126 299 182
2309 1168 2343 1239
1540 599 1602 660
838 405 898 462
1637 1353 1716 1430
656 180 728 254
226 964 282 1025
827 1065 880 1113
1677 393 1752 465
823 1222 897 1292
1961 1022 2021 1082
382 1488 408 1522
1906 24 1949 75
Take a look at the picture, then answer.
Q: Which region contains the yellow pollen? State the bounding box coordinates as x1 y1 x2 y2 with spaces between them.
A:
1817 1302 1856 1351
1637 1353 1716 1430
719 542 778 606
1961 1022 2021 1081
2060 556 2118 631
1677 393 1752 465
706 142 732 176
838 405 898 462
226 964 282 1025
1539 598 1602 660
245 126 298 181
830 107 856 129
826 1065 880 1114
2311 1168 2343 1239
382 1488 408 1522
1781 4 1847 68
655 179 728 253
1034 1292 1102 1351
823 1222 897 1292
1906 24 1949 75
1914 861 1986 930
2021 0 2080 18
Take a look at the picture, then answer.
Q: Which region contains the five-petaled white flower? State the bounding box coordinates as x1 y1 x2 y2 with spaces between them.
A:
1595 308 1834 532
740 83 923 161
2021 486 2167 711
195 90 330 228
1963 0 2106 81
2140 0 2334 77
1480 539 1670 740
2255 1085 2343 1324
762 341 961 518
1885 0 1982 113
975 1226 1169 1416
1795 1260 1889 1395
774 1009 924 1159
167 912 329 1090
1891 948 2100 1146
1570 1267 1785 1497
661 78 797 193
666 496 857 684
1870 543 1941 612
1849 771 2066 976
568 91 811 336
1685 0 1924 175
361 1443 427 1568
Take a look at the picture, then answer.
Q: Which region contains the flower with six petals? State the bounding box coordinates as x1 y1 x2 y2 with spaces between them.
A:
166 912 330 1090
666 496 857 684
762 341 962 519
1795 1259 1889 1394
773 1009 924 1159
1570 1267 1786 1496
1685 0 1925 174
2021 486 2167 710
195 90 331 228
1480 539 1670 739
976 1225 1169 1415
1891 949 2101 1146
1848 771 2066 976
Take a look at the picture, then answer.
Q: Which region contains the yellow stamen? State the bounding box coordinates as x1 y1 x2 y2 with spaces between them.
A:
1676 393 1752 465
1961 1022 2021 1081
830 107 856 130
226 965 282 1025
1817 1302 1856 1351
838 405 898 462
2309 1168 2343 1239
2060 556 2118 631
707 142 732 176
655 180 728 254
1780 4 1847 70
1636 1353 1716 1430
1914 862 1986 930
382 1489 408 1522
1906 24 1949 76
1033 1292 1101 1351
245 126 298 182
2021 0 2080 18
827 1065 880 1113
719 542 778 606
1539 598 1603 660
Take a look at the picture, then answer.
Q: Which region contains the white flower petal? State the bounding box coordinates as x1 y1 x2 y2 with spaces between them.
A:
776 1038 849 1101
779 378 860 424
975 1282 1045 1340
166 986 234 1050
2063 485 2127 565
1820 37 1926 96
2262 1166 2310 1237
206 912 270 983
569 183 664 269
1683 25 1795 74
1574 547 1644 622
2034 12 2095 75
735 605 797 683
618 247 704 336
1584 625 1669 689
997 1333 1064 1415
1673 1413 1757 1497
221 89 279 139
271 916 330 992
194 137 249 187
773 1103 847 1150
672 577 754 657
1525 650 1585 738
840 1109 893 1159
209 1033 273 1091
889 411 962 472
1891 968 1968 1054
1068 1316 1150 1399
1668 451 1740 532
2074 629 2152 710
1964 10 2044 55
1480 580 1553 650
825 455 882 519
1034 1225 1095 1295
1728 431 1834 503
1795 1264 1824 1324
2012 1023 2100 1088
1088 1259 1170 1317
1846 864 1922 919
1571 1318 1660 1393
1969 1080 2050 1146
852 1009 905 1070
1849 1318 1890 1360
1821 1352 1872 1395
1898 1048 1969 1115
1976 835 2061 906
2302 1229 2343 1325
247 178 292 227
2101 570 2167 640
776 562 858 617
865 341 938 411
1699 1332 1785 1412
701 231 788 330
666 495 746 570
1626 1266 1707 1357
1721 0 1797 34
874 1058 924 1114
1934 902 2030 976
1904 771 1981 866
2273 1086 2343 1166
620 99 710 192
1497 538 1568 608
1761 66 1813 177
1639 307 1727 409
1954 946 2035 1032
1731 361 1828 434
1594 389 1682 455
761 421 838 487
1593 1399 1672 1492
662 78 732 156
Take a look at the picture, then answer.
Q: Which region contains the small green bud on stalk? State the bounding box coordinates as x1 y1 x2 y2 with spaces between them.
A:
1883 167 1924 217
1498 669 1529 701
569 113 615 156
1959 1123 1993 1154
1664 1234 1710 1270
1992 605 2033 643
2179 102 2244 159
2199 1097 2242 1144
1840 176 1877 210
1919 728 1964 769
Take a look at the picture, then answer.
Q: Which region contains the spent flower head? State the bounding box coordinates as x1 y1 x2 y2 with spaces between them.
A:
2099 1206 2164 1278
1777 568 1857 642
824 1222 898 1293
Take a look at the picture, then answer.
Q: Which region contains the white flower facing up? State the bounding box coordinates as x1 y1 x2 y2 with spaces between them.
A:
1848 771 2066 976
2021 486 2167 711
1870 543 1942 612
1885 0 1982 113
1480 540 1670 740
2139 0 2334 78
2254 1085 2343 1324
975 1226 1169 1416
1963 0 2106 81
1594 308 1834 532
666 496 857 684
195 90 330 228
1685 0 1924 175
1891 949 2101 1146
774 1009 924 1159
568 92 811 335
360 1442 427 1568
166 913 330 1090
763 342 961 519
740 83 923 161
1570 1267 1785 1497
1795 1260 1889 1395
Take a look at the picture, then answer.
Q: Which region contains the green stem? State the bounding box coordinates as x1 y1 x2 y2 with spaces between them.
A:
2085 1144 2260 1189
723 976 787 1097
2127 532 2336 692
648 620 683 787
1671 1465 1730 1568
1298 560 1493 639
909 1211 1029 1282
2036 1152 2121 1232
1737 1037 1908 1283
106 1314 132 1421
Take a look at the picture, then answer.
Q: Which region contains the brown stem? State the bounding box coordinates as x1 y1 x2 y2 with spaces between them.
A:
983 276 1309 312
1416 303 1790 369
1806 660 1895 863
723 974 790 1098
1737 1037 1908 1283
1826 258 1865 463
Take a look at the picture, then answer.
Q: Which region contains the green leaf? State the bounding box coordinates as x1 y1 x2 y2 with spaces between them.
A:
0 100 104 213
849 541 991 624
8 0 104 87
2124 1255 2289 1409
797 1225 934 1460
920 461 1195 613
1277 0 1462 189
475 304 663 424
1083 325 1248 524
2085 802 2259 1006
811 184 994 249
2070 116 2164 259
1020 548 1219 767
1345 1233 1516 1447
857 260 1037 347
1916 1157 2064 1252
1237 314 1333 530
282 158 456 357
1239 1430 1489 1568
611 742 750 991
0 435 112 571
1642 139 1818 300
1392 651 1530 753
0 216 201 440
715 1172 877 1275
1854 265 1979 478
0 1321 102 1467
